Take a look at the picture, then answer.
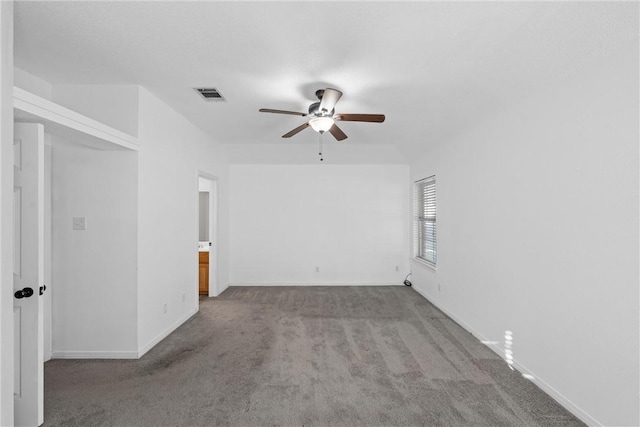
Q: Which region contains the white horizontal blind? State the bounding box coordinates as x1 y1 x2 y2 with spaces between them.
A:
415 176 436 265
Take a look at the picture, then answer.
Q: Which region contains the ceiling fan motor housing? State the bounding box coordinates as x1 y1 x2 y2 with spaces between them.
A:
308 102 334 117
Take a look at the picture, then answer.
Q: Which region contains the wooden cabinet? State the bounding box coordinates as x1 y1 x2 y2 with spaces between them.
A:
199 252 209 295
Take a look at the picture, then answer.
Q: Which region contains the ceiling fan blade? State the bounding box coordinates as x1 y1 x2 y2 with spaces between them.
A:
282 122 310 138
335 113 386 123
328 124 348 141
259 108 306 116
319 88 343 113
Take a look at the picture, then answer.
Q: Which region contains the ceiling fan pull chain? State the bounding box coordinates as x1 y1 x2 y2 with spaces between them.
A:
318 133 324 162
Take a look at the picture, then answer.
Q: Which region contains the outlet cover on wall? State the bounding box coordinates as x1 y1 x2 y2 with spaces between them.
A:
72 217 86 231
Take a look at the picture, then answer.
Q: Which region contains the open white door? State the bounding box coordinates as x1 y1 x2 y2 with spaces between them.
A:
13 123 44 427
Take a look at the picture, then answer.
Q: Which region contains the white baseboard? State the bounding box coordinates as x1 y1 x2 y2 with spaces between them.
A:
411 285 602 427
52 308 199 360
137 307 198 358
214 282 230 296
230 282 403 287
52 351 138 359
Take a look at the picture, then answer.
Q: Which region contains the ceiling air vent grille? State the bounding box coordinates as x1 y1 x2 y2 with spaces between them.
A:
194 87 225 101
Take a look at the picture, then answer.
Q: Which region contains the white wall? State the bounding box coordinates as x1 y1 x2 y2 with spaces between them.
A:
53 84 139 136
230 164 410 285
14 67 51 100
409 39 638 426
13 66 55 362
137 87 230 355
51 138 138 357
0 1 14 423
10 79 231 359
224 143 407 165
11 79 140 359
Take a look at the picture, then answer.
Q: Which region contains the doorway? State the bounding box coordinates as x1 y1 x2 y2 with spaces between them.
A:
197 173 218 299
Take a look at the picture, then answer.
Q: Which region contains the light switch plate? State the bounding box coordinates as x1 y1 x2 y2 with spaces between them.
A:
72 217 86 231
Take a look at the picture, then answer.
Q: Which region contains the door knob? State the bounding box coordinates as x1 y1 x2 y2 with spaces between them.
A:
39 285 47 295
14 287 34 299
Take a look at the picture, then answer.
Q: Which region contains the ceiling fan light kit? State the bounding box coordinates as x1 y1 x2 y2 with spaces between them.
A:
309 116 334 133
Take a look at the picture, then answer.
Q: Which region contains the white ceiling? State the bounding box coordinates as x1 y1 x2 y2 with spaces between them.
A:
13 1 637 161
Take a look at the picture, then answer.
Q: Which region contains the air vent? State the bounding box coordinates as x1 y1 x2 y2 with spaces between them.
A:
194 87 225 101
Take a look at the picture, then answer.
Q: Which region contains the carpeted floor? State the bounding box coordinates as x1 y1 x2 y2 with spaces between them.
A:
43 286 584 426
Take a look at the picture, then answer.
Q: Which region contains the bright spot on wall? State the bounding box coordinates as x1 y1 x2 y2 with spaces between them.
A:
504 330 514 370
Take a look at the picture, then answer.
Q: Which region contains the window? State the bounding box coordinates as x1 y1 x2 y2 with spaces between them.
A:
414 176 436 266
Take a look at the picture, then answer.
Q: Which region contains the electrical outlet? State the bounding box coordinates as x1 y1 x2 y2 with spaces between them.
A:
182 292 186 302
438 283 441 291
163 303 168 313
315 266 320 272
72 217 86 231
395 265 399 272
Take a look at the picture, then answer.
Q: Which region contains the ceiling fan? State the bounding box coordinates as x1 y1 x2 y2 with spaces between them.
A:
259 88 385 141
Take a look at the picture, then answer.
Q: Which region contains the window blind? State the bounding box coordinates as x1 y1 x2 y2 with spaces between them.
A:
415 176 436 265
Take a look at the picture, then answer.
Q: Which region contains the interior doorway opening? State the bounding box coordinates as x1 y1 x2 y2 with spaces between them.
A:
197 173 218 299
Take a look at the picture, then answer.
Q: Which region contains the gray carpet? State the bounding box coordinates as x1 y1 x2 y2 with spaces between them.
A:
44 286 583 426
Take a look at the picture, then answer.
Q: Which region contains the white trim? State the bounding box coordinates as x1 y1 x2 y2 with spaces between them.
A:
13 87 139 151
51 351 138 360
411 285 602 427
216 283 230 296
137 308 198 359
412 257 436 271
230 282 403 287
